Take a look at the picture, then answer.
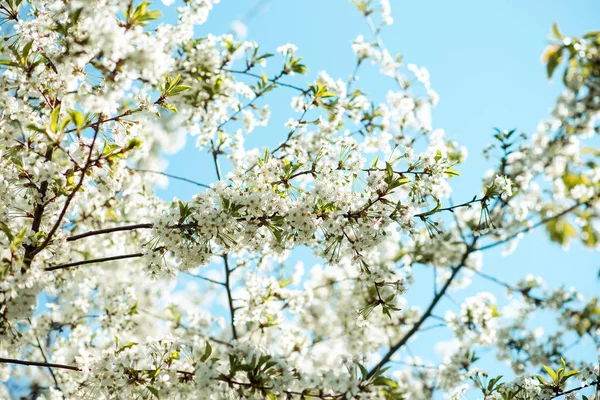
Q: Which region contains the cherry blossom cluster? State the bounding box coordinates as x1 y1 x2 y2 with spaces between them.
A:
0 0 598 399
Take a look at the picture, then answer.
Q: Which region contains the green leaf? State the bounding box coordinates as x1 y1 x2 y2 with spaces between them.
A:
169 74 181 89
26 124 46 133
66 168 75 186
160 103 178 113
22 40 33 60
372 376 398 387
552 22 564 40
201 341 212 362
279 279 293 288
59 115 72 132
126 138 142 150
0 221 14 241
371 155 379 168
115 342 137 355
357 363 368 380
13 228 26 246
147 387 160 398
67 110 85 129
488 375 503 391
50 106 61 133
562 370 580 381
543 365 558 382
545 46 564 79
445 168 460 177
168 85 191 95
0 59 18 66
385 162 393 179
583 31 600 39
147 368 161 379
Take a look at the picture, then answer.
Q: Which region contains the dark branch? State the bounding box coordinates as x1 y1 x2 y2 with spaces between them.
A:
223 255 238 340
129 168 211 189
0 357 79 371
67 223 153 242
225 69 307 93
32 117 102 258
46 253 143 272
477 197 596 252
367 238 478 378
551 381 599 399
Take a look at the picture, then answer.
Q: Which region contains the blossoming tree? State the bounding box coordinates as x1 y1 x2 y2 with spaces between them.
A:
0 0 598 399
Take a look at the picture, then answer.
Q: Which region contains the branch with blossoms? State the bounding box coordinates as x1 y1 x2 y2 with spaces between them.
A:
0 0 599 399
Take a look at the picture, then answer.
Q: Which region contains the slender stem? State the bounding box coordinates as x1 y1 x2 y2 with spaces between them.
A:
185 272 225 287
225 69 306 93
364 15 405 90
67 223 153 242
23 147 53 268
208 336 234 348
211 143 223 181
35 335 62 391
210 138 238 340
223 255 238 340
367 238 478 378
347 59 363 91
551 381 599 399
2 355 592 400
0 357 79 371
46 253 143 272
32 117 102 258
64 109 136 133
468 267 544 304
129 168 211 188
476 197 595 252
414 196 486 218
217 70 289 134
270 106 311 156
0 357 345 398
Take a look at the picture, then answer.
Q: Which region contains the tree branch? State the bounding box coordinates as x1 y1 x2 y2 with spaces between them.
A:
66 223 153 242
31 117 102 258
551 381 599 399
45 253 143 272
35 335 62 391
23 147 54 269
476 197 596 252
367 238 478 378
128 168 211 188
185 272 225 287
222 255 238 340
0 358 345 398
225 68 307 93
0 357 79 371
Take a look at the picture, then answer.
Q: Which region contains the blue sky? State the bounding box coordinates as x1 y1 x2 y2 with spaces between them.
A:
155 0 599 394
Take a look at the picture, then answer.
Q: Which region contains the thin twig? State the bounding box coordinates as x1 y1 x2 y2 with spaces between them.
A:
185 272 225 287
223 256 238 340
46 253 143 272
129 168 211 189
367 238 478 378
225 69 306 93
477 197 596 252
0 357 79 371
67 223 153 242
32 117 102 258
35 335 62 391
